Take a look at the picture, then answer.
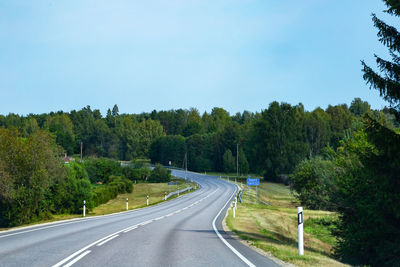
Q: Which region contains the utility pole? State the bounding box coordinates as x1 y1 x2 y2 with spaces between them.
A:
80 141 83 162
185 152 188 182
236 143 239 183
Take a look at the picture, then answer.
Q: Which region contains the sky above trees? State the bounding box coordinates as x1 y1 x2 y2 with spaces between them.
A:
0 0 396 115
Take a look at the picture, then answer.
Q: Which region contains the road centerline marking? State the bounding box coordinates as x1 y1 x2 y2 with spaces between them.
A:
53 187 219 267
124 226 138 233
97 235 119 246
63 250 91 267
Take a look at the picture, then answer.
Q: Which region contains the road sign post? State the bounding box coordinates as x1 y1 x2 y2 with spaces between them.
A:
126 198 128 211
256 186 258 202
298 207 304 255
247 178 260 203
147 195 149 206
83 200 86 217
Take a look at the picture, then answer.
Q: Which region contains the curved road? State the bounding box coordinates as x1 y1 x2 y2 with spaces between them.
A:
0 170 279 267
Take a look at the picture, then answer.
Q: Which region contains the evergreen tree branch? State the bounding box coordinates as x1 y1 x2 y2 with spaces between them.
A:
383 0 400 16
362 61 400 106
372 14 400 52
376 55 400 81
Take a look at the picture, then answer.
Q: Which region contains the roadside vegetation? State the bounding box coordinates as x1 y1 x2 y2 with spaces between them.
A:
0 134 184 228
92 178 196 215
225 181 348 267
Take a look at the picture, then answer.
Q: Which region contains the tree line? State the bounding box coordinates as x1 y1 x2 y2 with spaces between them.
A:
0 100 396 181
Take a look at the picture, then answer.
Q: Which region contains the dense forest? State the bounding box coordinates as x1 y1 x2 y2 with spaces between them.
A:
0 99 397 181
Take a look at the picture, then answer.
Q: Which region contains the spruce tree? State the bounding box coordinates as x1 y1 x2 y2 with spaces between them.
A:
362 1 400 116
334 1 400 265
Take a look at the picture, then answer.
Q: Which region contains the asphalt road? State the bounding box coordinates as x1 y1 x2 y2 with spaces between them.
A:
0 170 279 267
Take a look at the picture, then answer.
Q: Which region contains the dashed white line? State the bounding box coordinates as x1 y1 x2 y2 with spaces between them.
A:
123 226 138 233
140 220 153 226
97 235 119 246
63 250 91 267
52 231 121 267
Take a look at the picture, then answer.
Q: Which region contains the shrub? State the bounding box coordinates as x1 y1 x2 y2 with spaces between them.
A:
122 165 150 181
92 185 118 206
148 164 171 183
58 162 94 214
108 175 133 193
290 156 337 211
83 157 121 184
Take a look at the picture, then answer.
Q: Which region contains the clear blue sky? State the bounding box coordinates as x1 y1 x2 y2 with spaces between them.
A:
0 0 396 115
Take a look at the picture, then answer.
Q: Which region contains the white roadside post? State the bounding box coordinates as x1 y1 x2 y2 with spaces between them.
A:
164 192 167 201
298 206 304 255
147 195 149 206
83 200 86 217
126 197 128 211
232 200 236 218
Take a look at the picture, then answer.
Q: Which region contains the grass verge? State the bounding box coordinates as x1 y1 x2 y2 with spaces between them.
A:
224 180 348 267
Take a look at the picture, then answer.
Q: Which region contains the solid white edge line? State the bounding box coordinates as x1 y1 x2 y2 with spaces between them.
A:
96 235 119 246
63 250 91 267
212 188 256 267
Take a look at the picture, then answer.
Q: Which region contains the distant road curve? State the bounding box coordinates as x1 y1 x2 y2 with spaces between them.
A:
0 170 279 267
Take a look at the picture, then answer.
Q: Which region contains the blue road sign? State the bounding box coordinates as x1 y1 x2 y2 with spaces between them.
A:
247 178 260 186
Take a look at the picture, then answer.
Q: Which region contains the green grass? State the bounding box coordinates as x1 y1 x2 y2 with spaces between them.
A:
225 181 349 267
304 216 338 247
